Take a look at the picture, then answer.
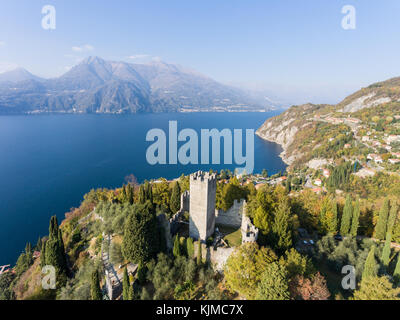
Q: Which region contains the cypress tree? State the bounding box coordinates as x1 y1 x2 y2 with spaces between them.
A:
36 236 42 251
350 199 360 237
45 216 67 277
122 202 159 264
285 177 291 194
127 184 134 205
145 181 153 204
122 184 127 202
340 195 353 235
25 242 33 266
331 199 338 234
137 262 147 285
40 239 46 267
381 230 392 268
196 241 202 266
375 198 390 240
122 267 130 300
272 199 292 254
138 185 146 204
173 235 181 258
170 182 181 214
362 246 377 281
388 203 398 232
186 237 194 258
91 270 102 300
394 253 400 282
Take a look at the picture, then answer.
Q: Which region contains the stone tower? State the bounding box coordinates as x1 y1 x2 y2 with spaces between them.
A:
189 171 217 241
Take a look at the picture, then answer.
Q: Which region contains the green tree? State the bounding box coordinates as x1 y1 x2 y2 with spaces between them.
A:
388 202 398 232
350 199 360 237
173 235 181 258
25 242 33 266
381 230 392 268
91 270 102 300
196 241 202 266
186 238 194 258
329 199 338 234
256 262 290 300
272 199 292 254
45 216 67 280
224 243 278 299
340 195 353 235
122 202 160 264
362 246 377 281
137 262 147 285
40 239 47 268
353 276 400 300
126 184 134 205
394 253 400 282
170 182 181 214
375 198 390 240
261 169 268 178
122 267 130 300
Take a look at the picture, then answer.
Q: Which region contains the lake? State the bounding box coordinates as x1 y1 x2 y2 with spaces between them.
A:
0 112 286 265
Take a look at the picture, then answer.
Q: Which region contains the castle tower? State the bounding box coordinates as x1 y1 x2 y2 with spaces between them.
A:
189 171 217 241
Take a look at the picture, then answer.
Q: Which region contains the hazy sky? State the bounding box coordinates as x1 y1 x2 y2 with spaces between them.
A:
1 0 400 104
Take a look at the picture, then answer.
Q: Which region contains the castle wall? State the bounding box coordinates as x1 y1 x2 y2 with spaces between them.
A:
241 215 259 244
189 171 216 241
215 199 245 228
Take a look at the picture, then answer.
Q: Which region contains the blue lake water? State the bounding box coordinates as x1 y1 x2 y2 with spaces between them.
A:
0 112 286 265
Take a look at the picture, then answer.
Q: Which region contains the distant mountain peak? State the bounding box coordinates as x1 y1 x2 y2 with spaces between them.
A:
79 56 107 65
0 67 41 83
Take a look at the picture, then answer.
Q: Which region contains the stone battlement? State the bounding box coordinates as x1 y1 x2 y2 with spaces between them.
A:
190 171 217 183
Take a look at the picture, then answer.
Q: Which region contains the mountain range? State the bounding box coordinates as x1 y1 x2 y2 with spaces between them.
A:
0 57 270 114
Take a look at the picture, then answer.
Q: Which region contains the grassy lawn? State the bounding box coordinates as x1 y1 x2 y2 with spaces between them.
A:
216 225 242 247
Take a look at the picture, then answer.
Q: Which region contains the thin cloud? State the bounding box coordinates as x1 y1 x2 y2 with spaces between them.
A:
72 44 94 52
127 54 150 60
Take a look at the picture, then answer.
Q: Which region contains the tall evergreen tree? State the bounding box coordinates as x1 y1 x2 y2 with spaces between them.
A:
138 185 146 204
186 237 194 258
362 246 377 281
388 203 398 232
375 198 390 240
331 199 338 234
144 181 153 204
91 270 102 300
122 202 160 264
45 216 67 278
36 236 42 251
126 184 134 205
350 199 360 237
285 177 291 194
382 231 392 268
40 239 46 267
25 242 33 266
170 182 181 214
121 184 127 202
196 241 202 266
122 267 130 300
272 199 292 254
394 253 400 282
340 195 353 235
173 235 181 258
